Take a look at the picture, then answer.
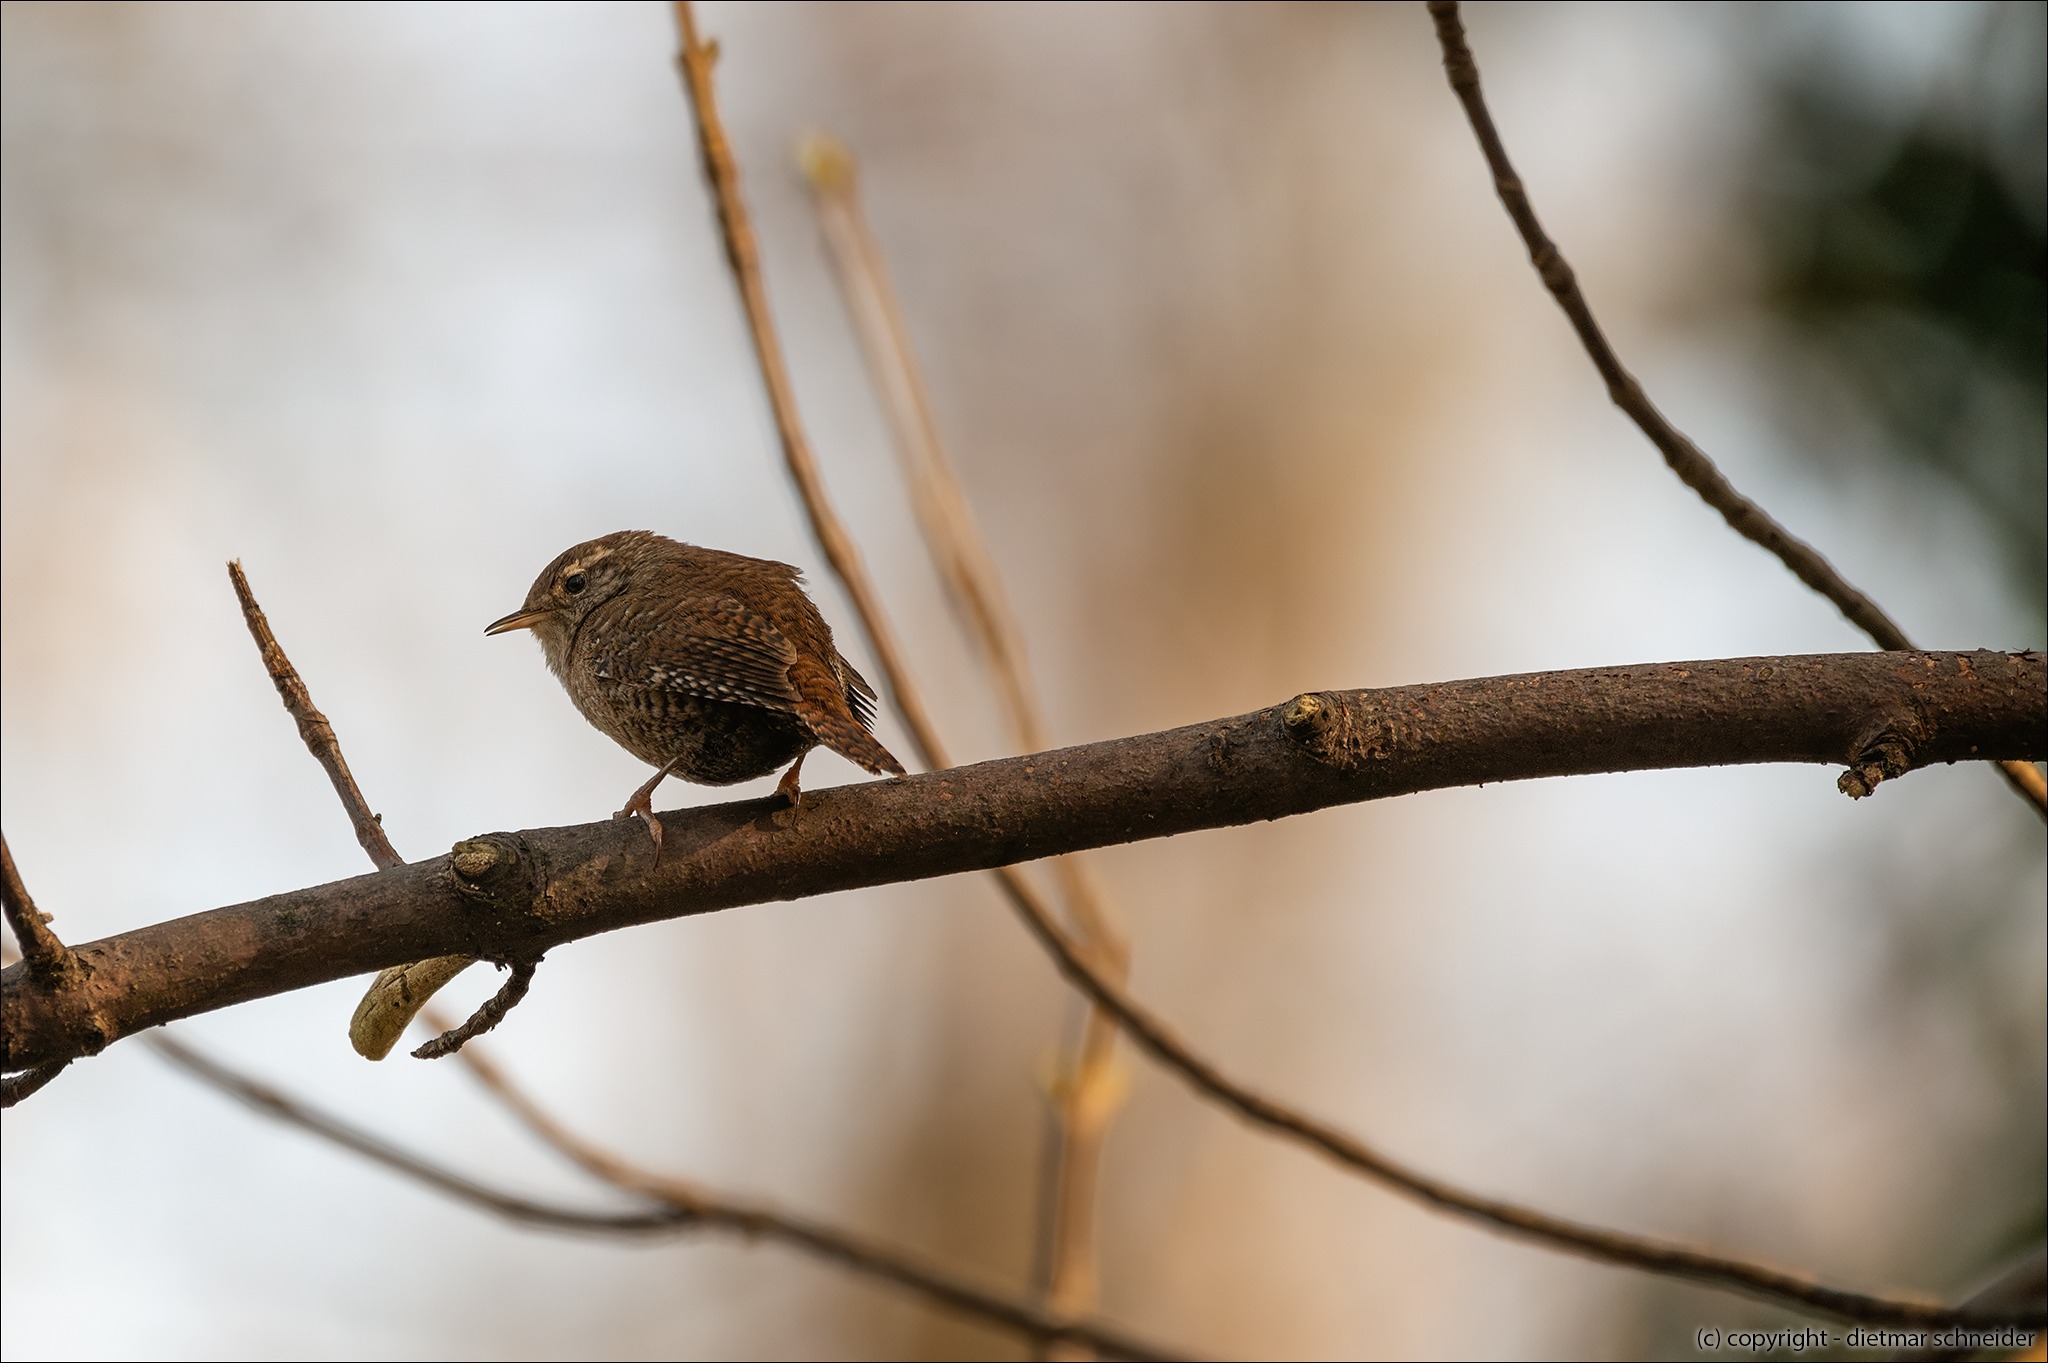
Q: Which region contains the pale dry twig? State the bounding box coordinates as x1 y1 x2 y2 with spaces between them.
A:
798 131 1131 1337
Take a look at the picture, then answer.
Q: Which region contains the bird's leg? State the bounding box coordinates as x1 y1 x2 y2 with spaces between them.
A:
616 755 683 864
773 750 809 810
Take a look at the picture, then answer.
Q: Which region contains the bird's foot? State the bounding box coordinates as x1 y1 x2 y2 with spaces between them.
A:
772 752 808 814
613 788 665 865
617 758 682 866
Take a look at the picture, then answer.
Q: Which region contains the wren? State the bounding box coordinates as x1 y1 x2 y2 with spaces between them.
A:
488 531 904 856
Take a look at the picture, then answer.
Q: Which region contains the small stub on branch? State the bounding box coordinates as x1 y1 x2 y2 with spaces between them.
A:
1281 692 1395 773
1281 692 1326 733
452 840 503 881
447 833 543 913
1843 736 1916 802
1838 732 1918 801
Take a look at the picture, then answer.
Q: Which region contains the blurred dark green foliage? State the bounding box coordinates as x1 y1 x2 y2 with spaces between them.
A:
1750 2 2046 630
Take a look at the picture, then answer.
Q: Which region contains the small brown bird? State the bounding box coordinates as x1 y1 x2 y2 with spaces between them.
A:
487 531 904 856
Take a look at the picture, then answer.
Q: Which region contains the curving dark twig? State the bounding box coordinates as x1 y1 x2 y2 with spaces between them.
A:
981 859 2044 1330
1421 0 2046 819
685 32 1136 1340
152 1026 1188 1361
411 958 538 1059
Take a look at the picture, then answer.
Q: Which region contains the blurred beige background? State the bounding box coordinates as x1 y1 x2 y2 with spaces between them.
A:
3 3 2041 1359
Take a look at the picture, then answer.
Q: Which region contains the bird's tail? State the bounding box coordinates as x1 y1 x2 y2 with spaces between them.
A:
790 656 907 776
824 722 906 777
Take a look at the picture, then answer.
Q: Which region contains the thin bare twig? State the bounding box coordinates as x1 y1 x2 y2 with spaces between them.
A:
677 11 1142 1331
662 6 2041 1332
797 135 1051 755
798 133 1130 1339
1 833 73 984
229 561 407 869
1421 0 2047 820
681 29 1134 1332
422 1009 1188 1361
1040 1002 1126 1350
411 958 538 1059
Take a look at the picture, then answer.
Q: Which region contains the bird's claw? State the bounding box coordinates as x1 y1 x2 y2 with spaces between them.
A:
770 753 807 825
614 792 665 866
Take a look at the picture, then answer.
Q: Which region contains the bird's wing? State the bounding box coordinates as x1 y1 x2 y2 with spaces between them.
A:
593 595 802 712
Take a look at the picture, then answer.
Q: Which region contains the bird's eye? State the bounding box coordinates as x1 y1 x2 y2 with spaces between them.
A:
563 572 589 596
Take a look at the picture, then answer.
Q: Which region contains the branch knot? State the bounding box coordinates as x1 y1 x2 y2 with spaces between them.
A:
1281 692 1396 773
448 833 548 935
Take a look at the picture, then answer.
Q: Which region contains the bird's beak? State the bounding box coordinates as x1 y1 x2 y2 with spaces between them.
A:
485 608 551 637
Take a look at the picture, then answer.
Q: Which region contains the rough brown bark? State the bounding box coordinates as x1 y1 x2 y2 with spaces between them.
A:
6 650 2042 1073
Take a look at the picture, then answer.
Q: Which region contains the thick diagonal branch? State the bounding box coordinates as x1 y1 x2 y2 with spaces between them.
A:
9 651 2038 1070
1422 0 2046 817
